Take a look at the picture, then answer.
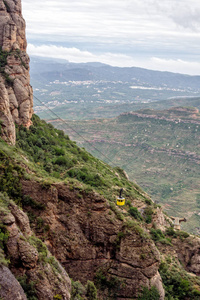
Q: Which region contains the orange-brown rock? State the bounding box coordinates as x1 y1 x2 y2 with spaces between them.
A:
174 235 200 275
21 180 165 299
1 204 71 300
0 0 33 144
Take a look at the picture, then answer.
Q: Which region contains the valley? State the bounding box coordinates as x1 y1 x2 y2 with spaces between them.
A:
30 57 200 234
50 107 200 234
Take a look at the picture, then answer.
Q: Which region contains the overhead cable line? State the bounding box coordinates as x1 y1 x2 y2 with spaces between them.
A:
33 93 120 169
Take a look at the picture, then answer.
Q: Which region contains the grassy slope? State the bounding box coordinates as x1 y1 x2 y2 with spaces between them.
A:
49 108 200 234
13 114 148 204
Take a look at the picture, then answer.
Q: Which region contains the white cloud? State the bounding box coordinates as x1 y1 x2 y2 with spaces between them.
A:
149 57 200 75
27 44 138 67
22 0 200 75
22 0 200 39
28 44 200 75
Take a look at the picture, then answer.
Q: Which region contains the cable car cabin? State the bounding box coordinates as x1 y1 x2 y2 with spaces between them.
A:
117 197 125 206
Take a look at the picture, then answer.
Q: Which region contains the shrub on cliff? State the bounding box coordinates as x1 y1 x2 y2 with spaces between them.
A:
159 261 200 299
128 206 143 220
0 48 8 69
17 275 37 300
86 281 97 300
71 280 86 299
0 149 23 205
138 286 160 300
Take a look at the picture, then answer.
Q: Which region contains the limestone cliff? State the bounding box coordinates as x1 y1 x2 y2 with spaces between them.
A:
0 0 33 144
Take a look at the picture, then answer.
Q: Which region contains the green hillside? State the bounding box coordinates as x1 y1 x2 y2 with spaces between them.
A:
1 114 200 299
0 114 151 217
50 107 200 234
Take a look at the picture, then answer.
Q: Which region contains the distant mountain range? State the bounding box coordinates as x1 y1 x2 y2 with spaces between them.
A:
30 56 200 120
30 56 200 90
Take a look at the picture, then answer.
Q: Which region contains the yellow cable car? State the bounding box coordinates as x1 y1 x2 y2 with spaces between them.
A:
117 197 125 206
117 188 125 206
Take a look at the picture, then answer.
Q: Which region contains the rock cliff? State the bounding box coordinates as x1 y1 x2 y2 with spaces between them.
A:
0 199 71 300
0 0 33 144
21 180 165 299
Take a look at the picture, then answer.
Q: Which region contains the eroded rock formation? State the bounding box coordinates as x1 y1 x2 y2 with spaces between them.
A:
0 0 33 144
0 201 71 300
21 180 165 299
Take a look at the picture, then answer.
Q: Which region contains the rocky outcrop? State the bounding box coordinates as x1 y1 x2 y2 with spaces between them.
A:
0 265 27 300
152 207 172 231
0 0 33 144
0 203 71 300
174 236 200 275
21 180 165 299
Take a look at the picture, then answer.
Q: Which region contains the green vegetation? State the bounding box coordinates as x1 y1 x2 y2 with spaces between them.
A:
0 224 9 250
0 248 9 266
0 48 9 69
13 114 148 208
165 227 189 240
159 260 200 299
138 286 160 300
27 235 61 273
71 281 98 300
128 206 143 220
71 280 86 300
124 219 149 239
17 275 37 300
22 195 45 210
28 235 48 262
0 149 23 205
86 281 98 300
114 231 125 249
16 115 106 187
150 228 172 245
95 268 120 298
0 221 9 266
144 206 154 224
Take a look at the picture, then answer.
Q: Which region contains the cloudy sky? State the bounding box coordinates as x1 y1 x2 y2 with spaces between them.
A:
22 0 200 75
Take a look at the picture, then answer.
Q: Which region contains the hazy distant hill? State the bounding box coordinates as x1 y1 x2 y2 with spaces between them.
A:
30 56 200 89
30 56 200 120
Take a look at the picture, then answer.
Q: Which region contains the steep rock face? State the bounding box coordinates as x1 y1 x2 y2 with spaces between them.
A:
0 265 27 300
21 180 165 299
0 0 33 144
152 207 171 231
1 202 71 300
174 236 200 275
